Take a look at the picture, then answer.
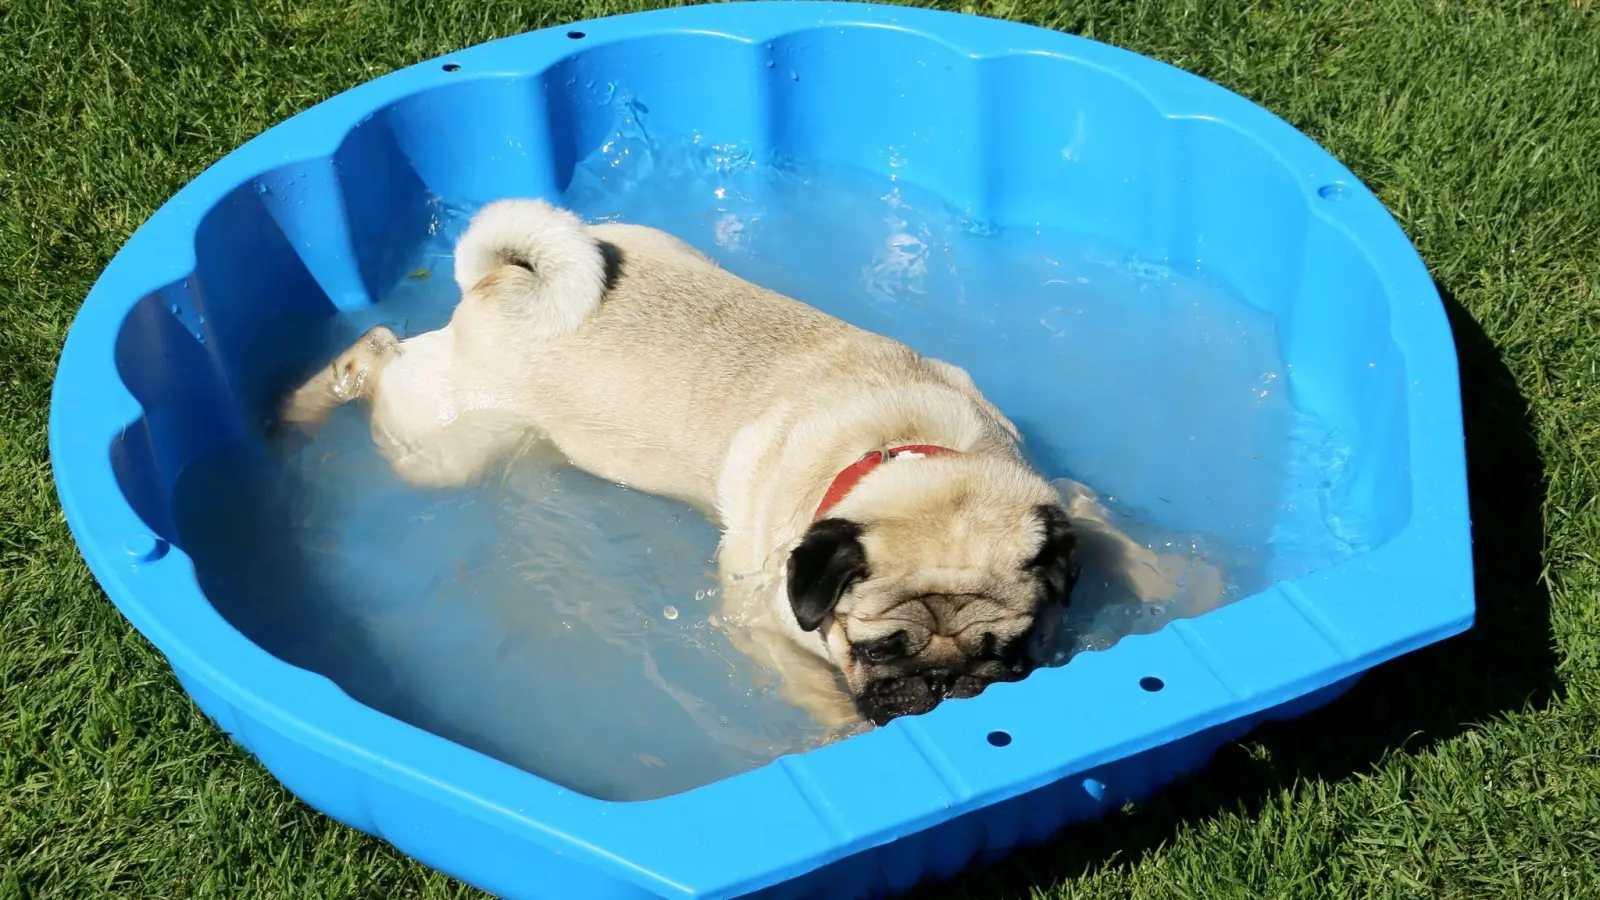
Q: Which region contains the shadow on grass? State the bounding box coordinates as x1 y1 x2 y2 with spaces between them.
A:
916 286 1558 898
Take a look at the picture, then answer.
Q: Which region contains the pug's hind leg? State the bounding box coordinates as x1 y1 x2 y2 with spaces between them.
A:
279 326 399 435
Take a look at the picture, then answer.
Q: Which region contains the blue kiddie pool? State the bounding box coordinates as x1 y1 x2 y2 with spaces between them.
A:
51 3 1473 897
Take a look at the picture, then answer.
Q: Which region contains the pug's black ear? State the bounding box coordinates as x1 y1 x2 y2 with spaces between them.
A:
1026 504 1079 605
787 518 870 632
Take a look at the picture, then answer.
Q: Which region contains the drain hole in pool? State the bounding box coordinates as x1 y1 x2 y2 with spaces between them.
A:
567 31 586 39
441 63 461 72
987 730 1013 747
1139 676 1165 692
1316 182 1348 201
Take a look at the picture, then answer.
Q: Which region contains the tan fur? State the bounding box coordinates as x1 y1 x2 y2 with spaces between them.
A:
281 199 1219 731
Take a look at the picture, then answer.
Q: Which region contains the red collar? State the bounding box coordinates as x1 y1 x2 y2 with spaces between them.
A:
814 444 959 520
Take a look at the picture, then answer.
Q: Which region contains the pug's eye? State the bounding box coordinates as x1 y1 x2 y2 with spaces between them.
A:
856 632 907 665
861 645 895 664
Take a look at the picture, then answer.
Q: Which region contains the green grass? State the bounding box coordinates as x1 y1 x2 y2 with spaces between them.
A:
2 0 1598 896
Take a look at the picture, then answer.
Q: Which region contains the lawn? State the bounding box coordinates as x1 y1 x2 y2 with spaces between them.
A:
2 0 1598 897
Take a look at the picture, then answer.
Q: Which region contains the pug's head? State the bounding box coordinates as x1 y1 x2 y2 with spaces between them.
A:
786 455 1078 725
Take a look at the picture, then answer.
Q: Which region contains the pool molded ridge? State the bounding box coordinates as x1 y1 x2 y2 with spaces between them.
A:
50 4 1473 898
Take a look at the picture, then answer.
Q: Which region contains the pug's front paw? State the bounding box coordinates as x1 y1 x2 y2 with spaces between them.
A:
820 718 875 745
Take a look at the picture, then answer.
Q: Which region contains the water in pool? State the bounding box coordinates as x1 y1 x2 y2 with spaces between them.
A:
174 102 1360 801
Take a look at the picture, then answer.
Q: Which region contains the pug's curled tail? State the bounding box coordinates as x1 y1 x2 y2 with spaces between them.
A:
452 198 607 341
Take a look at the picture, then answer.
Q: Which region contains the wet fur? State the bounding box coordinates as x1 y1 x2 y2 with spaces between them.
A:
281 199 1218 731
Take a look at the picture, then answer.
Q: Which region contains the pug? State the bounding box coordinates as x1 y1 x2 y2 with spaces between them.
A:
281 199 1219 730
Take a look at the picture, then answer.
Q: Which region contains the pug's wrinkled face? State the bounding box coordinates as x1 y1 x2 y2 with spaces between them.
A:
786 465 1078 725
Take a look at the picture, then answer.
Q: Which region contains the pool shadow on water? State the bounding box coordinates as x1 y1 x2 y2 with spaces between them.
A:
914 285 1559 898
